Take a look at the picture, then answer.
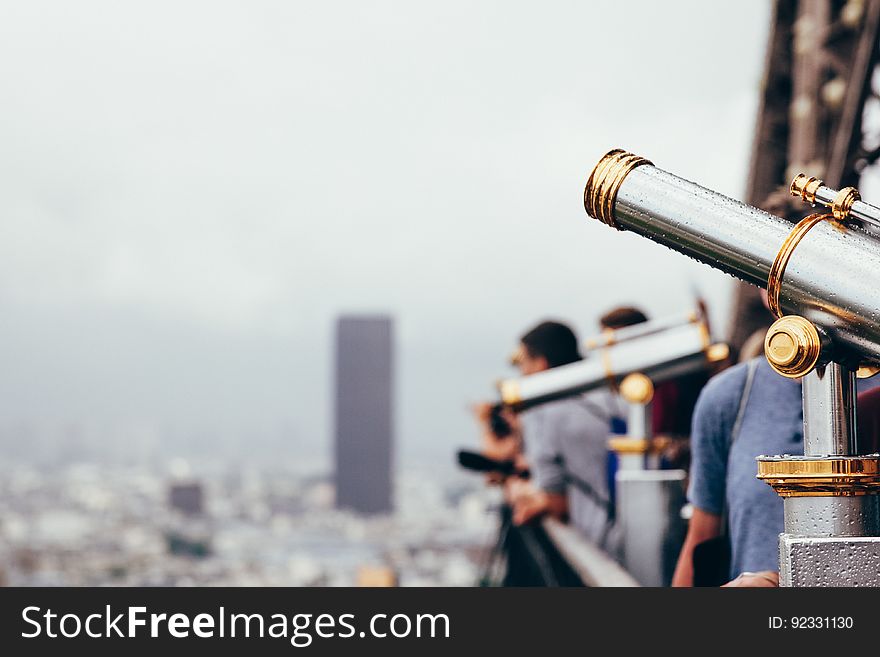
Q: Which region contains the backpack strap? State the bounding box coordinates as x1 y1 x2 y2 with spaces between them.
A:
731 358 759 448
720 358 759 536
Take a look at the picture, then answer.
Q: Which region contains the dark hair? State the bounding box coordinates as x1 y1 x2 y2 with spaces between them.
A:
599 306 649 330
520 321 581 368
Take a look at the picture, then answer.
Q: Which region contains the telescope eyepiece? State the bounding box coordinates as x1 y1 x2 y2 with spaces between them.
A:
790 173 824 205
584 149 652 229
619 373 654 405
764 315 824 378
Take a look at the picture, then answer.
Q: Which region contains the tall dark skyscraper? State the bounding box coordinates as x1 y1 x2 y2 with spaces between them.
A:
334 315 394 514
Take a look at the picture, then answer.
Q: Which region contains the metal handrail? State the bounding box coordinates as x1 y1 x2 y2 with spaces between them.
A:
540 518 639 587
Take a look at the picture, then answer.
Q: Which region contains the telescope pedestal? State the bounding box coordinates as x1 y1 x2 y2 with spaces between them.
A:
779 496 880 587
615 469 686 586
759 365 880 586
610 390 686 585
779 536 880 587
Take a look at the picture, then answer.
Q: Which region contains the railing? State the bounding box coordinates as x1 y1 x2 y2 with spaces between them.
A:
480 505 639 587
540 518 639 587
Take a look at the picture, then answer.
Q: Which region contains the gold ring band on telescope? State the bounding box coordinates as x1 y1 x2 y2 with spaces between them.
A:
767 213 836 319
498 379 521 406
757 456 880 497
584 149 652 229
789 174 823 205
607 437 650 455
831 186 860 221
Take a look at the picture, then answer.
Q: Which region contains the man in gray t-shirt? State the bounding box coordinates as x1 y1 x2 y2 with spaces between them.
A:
496 319 626 557
521 389 625 554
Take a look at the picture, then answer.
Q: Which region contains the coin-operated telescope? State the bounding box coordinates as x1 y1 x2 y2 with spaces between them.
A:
499 311 726 471
497 310 728 585
498 311 727 412
584 149 880 587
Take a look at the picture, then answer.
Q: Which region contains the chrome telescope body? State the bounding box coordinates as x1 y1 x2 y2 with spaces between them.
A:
497 320 725 411
583 150 880 367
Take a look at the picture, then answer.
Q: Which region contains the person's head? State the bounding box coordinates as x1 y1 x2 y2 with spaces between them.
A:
514 321 581 375
599 306 649 330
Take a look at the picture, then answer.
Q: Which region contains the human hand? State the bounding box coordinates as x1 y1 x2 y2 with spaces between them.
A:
722 571 779 587
509 483 549 526
472 402 494 426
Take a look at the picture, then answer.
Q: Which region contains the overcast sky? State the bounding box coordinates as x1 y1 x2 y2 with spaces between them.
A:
0 1 771 468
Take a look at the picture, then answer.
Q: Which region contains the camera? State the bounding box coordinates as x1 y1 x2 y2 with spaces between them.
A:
489 403 512 438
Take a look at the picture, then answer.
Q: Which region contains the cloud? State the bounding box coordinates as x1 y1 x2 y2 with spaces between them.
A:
0 1 770 463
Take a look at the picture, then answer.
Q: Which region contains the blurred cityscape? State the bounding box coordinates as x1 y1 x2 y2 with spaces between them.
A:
0 433 496 586
0 304 505 588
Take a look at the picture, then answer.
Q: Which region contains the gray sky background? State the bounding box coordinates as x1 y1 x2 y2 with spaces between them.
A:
0 1 772 468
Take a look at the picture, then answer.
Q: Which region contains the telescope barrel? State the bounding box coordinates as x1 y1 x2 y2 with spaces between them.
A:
584 151 880 365
582 310 699 350
499 321 724 409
